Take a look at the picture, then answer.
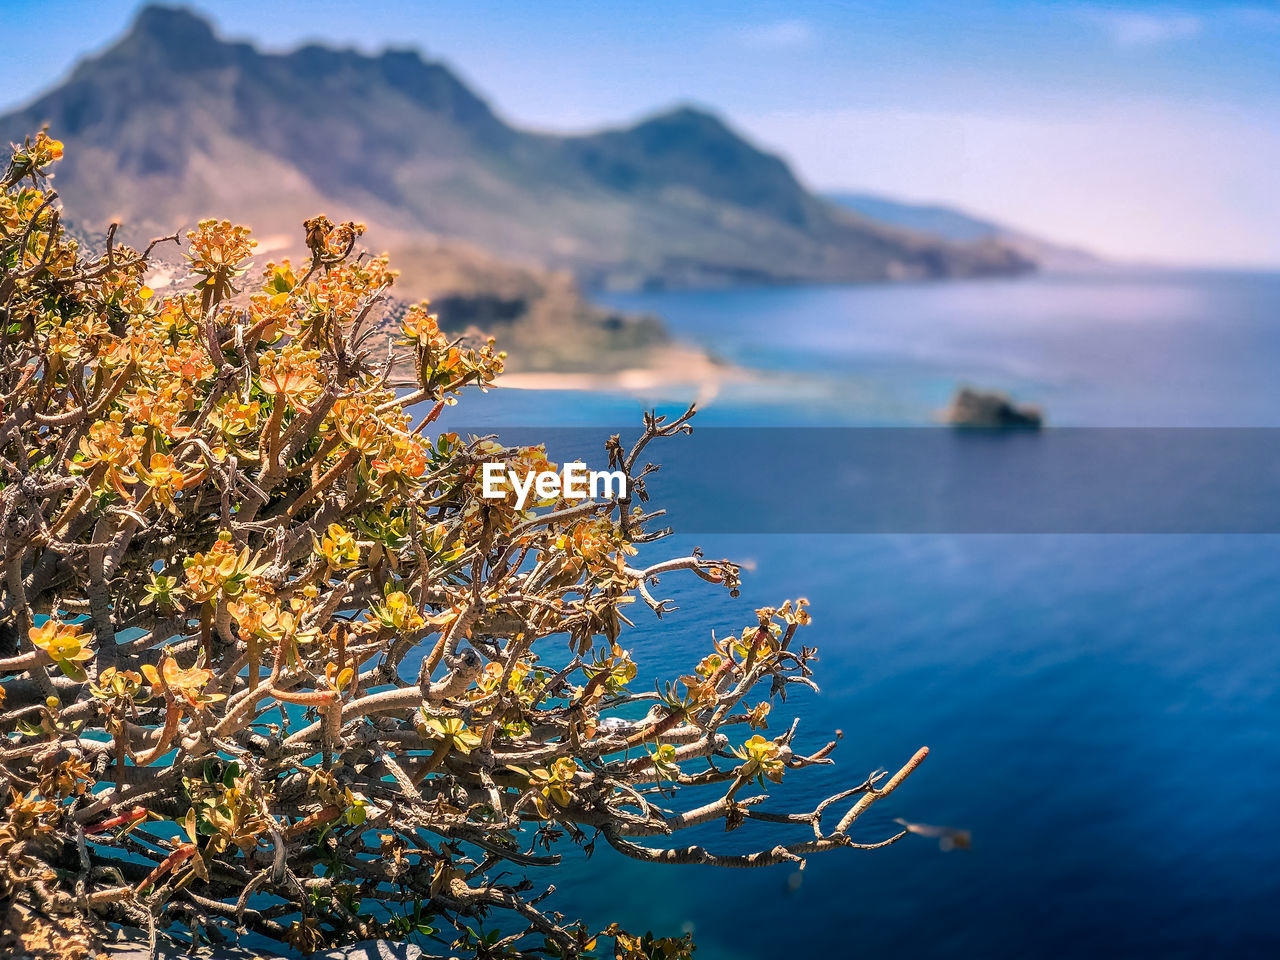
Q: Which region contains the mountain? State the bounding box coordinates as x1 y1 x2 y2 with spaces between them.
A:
825 194 1008 243
826 192 1103 273
0 5 1033 291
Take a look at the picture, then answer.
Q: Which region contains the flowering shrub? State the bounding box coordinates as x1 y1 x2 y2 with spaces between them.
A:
0 133 928 959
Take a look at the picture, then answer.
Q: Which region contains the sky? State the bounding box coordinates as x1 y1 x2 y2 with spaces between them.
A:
2 0 1279 267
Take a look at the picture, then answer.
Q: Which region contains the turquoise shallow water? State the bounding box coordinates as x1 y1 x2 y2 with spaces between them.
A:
433 270 1280 959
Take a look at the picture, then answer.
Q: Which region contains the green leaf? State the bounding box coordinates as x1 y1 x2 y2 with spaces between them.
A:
57 659 87 683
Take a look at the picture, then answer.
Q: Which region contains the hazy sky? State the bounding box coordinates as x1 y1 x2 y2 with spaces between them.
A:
3 0 1279 267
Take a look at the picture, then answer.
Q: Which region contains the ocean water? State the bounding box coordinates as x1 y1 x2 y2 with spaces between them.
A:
466 269 1280 427
437 270 1280 959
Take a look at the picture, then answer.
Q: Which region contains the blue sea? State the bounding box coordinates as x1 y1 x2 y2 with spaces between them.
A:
440 270 1280 959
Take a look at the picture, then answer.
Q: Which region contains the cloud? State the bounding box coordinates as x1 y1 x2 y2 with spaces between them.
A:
731 19 815 51
1082 9 1202 48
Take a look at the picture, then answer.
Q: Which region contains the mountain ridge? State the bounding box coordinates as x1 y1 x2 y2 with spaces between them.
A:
1 4 1033 290
826 192 1104 272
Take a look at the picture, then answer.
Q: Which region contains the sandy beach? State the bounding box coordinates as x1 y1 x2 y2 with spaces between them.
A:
495 344 748 397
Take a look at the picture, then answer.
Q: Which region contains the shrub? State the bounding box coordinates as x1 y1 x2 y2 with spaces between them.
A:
0 133 928 959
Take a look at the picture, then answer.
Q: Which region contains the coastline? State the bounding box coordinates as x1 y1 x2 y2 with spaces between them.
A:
495 344 748 395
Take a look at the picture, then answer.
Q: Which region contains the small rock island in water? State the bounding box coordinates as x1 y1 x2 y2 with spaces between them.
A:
944 387 1044 429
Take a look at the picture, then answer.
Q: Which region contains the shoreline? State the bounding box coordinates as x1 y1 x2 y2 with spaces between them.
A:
495 344 749 395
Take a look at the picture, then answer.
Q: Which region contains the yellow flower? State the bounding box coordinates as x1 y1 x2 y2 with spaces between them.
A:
33 132 64 163
399 302 445 348
5 131 64 183
370 590 425 632
419 714 482 755
316 523 359 569
183 532 269 604
137 452 187 513
141 655 225 710
526 756 579 816
730 735 786 786
371 436 429 493
73 415 145 497
211 400 260 438
91 667 148 703
648 743 680 780
262 260 297 303
29 619 93 681
185 218 256 306
258 343 321 406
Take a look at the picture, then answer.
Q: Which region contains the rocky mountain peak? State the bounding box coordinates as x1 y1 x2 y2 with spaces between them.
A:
110 4 231 69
